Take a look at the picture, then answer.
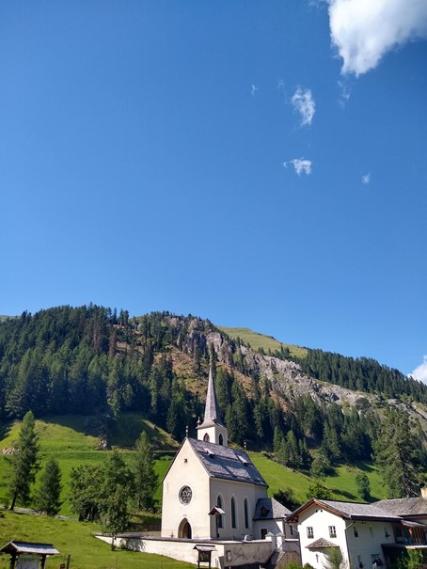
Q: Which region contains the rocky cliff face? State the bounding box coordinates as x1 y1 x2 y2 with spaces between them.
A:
161 316 427 435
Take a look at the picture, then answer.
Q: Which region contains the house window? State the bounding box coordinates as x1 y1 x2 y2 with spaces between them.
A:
231 497 237 529
384 528 390 538
244 499 249 529
354 527 359 538
357 555 364 568
203 433 210 442
219 433 224 445
261 528 268 539
289 525 294 536
217 496 223 529
307 527 314 539
329 526 337 538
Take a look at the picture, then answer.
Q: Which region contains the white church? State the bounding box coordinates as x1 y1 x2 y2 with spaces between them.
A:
96 364 299 568
161 364 289 543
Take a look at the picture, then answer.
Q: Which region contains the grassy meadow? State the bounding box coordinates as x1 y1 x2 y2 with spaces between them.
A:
0 510 192 569
220 326 308 359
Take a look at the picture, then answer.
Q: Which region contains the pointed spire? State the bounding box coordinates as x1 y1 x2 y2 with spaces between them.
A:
201 360 222 427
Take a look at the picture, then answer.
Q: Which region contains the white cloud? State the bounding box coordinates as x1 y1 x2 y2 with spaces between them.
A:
338 79 351 106
410 356 427 384
284 158 313 176
291 87 316 126
361 173 371 185
329 0 427 76
250 84 258 96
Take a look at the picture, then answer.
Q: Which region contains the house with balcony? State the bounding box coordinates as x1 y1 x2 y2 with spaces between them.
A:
289 489 427 569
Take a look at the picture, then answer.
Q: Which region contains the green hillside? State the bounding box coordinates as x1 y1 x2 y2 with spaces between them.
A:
0 414 387 517
220 326 308 359
0 415 175 515
0 510 192 569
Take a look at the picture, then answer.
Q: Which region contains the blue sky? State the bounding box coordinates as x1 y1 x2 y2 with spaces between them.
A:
1 1 426 379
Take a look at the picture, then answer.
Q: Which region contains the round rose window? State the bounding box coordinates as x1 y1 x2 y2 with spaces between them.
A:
179 486 192 504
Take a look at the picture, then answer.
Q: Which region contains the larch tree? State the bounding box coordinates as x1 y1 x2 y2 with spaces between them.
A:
35 458 62 516
134 431 158 511
9 410 39 510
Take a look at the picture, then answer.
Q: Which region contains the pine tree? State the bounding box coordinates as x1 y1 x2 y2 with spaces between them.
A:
355 473 371 502
375 410 420 498
134 432 158 511
101 451 134 539
35 459 62 515
9 411 39 510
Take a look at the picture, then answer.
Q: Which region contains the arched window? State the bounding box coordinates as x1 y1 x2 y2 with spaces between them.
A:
244 498 249 529
203 433 210 442
217 496 223 529
231 497 237 529
218 433 224 445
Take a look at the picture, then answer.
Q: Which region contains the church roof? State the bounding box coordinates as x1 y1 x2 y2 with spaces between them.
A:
253 498 291 520
197 364 223 429
188 438 267 487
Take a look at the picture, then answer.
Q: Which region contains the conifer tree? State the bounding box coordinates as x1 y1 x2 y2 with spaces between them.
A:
134 432 158 511
9 410 39 510
355 473 371 502
101 451 134 538
376 411 420 498
35 458 62 515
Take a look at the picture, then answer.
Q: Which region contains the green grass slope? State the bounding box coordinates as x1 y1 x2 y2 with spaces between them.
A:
220 326 308 359
0 415 175 515
0 511 192 569
0 415 386 517
250 453 386 502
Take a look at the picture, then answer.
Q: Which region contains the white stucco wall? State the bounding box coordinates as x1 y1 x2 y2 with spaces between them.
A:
197 424 228 447
161 439 211 538
95 535 273 568
210 478 267 540
298 505 349 569
345 520 394 569
298 505 396 569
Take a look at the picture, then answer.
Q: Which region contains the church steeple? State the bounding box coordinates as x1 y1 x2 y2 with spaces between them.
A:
196 360 228 446
202 364 221 426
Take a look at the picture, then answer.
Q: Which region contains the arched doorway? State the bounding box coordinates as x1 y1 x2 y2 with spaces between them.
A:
178 518 192 539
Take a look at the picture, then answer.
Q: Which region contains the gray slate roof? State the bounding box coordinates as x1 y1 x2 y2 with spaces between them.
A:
0 542 59 556
188 438 267 487
320 500 401 521
254 498 291 520
374 498 427 517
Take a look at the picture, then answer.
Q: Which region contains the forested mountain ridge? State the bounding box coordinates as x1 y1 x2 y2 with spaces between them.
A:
0 305 426 497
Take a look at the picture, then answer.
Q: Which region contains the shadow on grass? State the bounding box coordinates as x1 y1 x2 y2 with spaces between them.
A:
330 488 357 500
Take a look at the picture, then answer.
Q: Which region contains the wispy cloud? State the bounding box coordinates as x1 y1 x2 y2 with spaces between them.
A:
291 87 316 126
250 84 258 97
329 0 427 76
284 158 313 176
338 80 351 106
410 356 427 385
362 173 371 185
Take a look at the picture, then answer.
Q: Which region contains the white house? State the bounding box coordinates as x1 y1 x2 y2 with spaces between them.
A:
290 495 427 569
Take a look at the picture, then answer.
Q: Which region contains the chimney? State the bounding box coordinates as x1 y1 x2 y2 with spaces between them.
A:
421 487 427 500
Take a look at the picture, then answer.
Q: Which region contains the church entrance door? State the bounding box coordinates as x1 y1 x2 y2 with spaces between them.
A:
178 519 192 539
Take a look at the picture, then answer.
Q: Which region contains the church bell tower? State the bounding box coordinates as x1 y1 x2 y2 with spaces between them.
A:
196 363 228 447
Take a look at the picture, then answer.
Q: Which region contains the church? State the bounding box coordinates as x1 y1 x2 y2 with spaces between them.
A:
161 364 292 543
96 364 299 567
